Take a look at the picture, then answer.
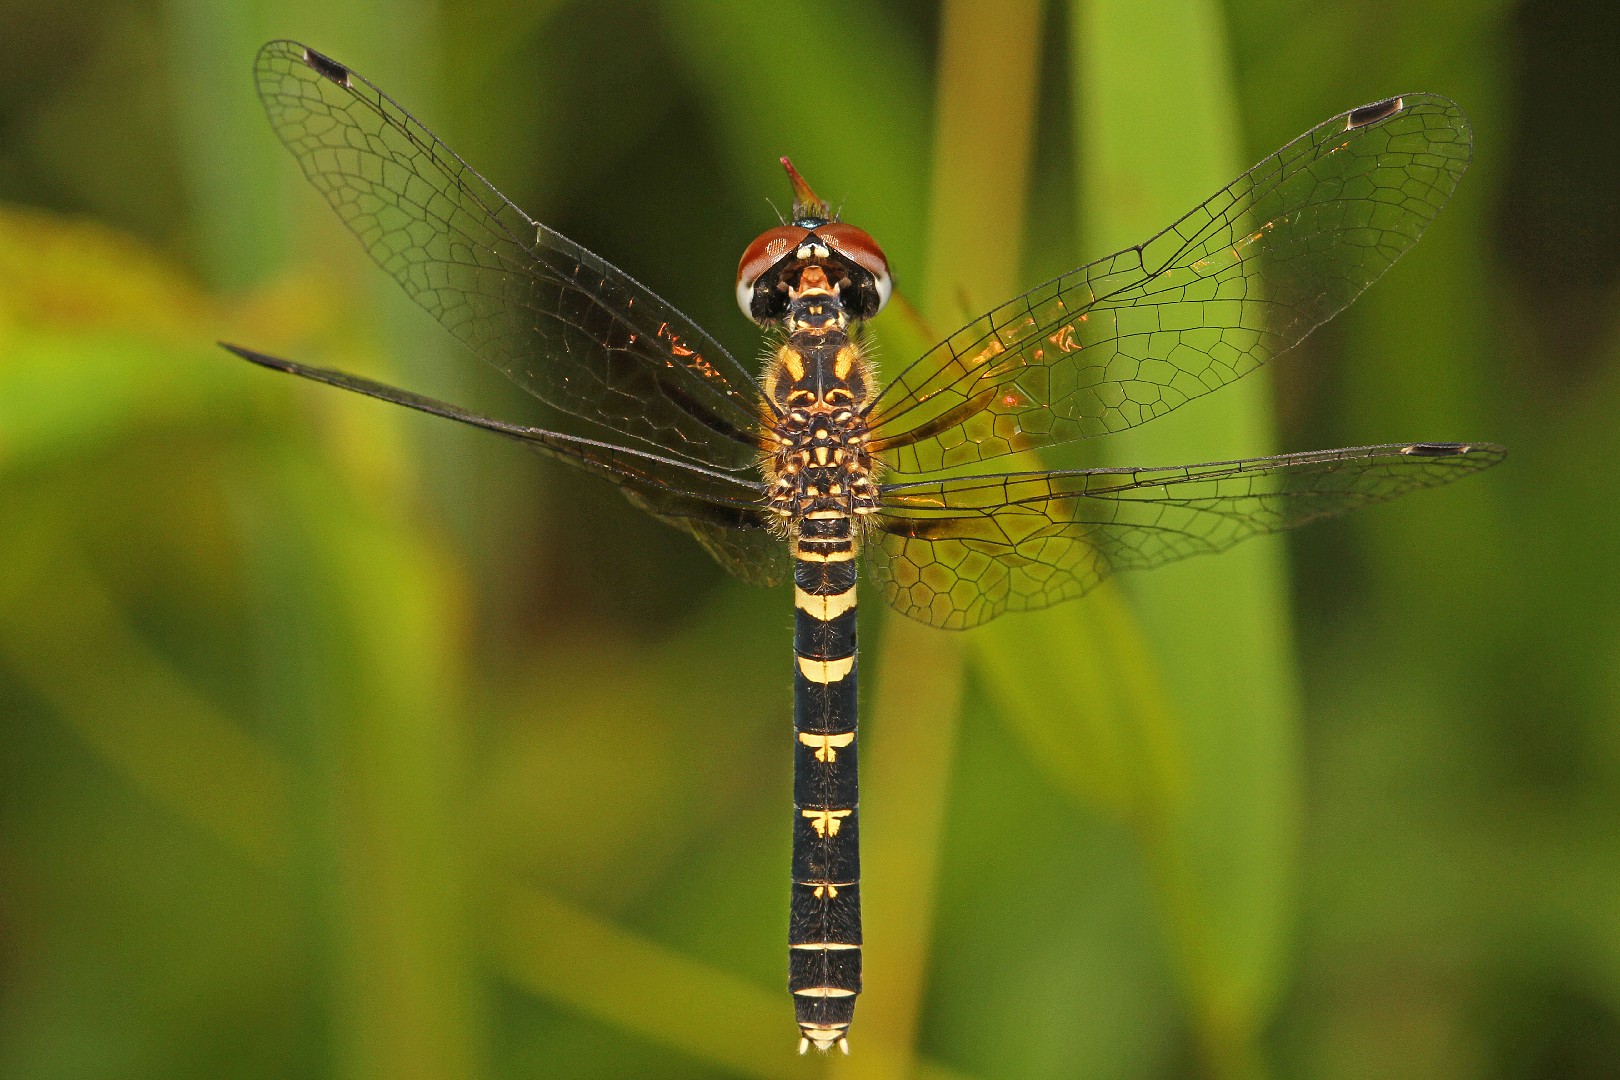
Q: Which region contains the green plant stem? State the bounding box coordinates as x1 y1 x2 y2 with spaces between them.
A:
1071 3 1300 1078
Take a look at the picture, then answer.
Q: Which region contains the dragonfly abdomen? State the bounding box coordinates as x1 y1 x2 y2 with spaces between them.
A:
790 555 861 1054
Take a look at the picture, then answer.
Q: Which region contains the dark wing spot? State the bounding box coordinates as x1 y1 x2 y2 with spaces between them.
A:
1401 442 1470 456
302 47 351 88
1347 96 1404 129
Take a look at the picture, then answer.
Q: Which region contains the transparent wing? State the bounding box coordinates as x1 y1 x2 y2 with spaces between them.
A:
867 442 1504 629
222 344 786 587
625 493 789 589
866 95 1472 473
254 40 771 473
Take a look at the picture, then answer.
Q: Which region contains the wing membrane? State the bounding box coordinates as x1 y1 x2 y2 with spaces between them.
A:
868 442 1504 628
867 95 1472 473
254 40 770 472
223 344 786 587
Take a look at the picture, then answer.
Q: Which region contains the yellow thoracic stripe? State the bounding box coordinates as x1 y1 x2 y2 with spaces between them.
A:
780 348 805 382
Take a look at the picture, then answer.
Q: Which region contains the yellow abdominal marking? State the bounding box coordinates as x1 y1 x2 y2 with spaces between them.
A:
798 731 856 762
811 883 841 898
798 1027 851 1056
802 808 853 837
794 987 857 998
795 545 857 562
795 585 857 620
791 942 861 950
798 655 855 683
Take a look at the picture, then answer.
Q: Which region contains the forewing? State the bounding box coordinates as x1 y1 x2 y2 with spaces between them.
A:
223 344 785 587
254 40 770 472
867 442 1504 629
867 95 1472 473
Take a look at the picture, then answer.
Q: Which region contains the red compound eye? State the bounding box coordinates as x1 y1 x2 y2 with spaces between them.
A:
736 226 813 317
816 223 891 301
735 220 894 322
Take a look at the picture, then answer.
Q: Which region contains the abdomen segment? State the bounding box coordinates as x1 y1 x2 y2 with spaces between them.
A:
789 553 861 1053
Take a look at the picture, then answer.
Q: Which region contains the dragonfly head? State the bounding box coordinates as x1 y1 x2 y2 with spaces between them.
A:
736 159 892 326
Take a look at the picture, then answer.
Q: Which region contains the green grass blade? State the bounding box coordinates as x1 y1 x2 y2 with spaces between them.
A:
0 512 291 863
490 884 979 1080
1070 3 1301 1075
658 2 932 278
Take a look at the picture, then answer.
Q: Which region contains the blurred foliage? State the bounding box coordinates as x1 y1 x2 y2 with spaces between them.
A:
0 1 1614 1078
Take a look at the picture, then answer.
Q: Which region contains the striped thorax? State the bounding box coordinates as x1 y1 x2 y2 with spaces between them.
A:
760 300 881 562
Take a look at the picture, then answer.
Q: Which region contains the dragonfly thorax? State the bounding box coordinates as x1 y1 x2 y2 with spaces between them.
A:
762 335 880 550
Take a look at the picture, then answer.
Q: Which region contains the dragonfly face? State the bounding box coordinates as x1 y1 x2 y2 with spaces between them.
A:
223 40 1504 1055
737 228 892 326
737 157 893 327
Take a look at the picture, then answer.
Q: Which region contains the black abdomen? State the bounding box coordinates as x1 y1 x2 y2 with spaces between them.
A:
789 551 861 1053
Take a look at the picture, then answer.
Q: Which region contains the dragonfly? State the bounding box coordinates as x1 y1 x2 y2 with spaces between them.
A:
224 40 1504 1054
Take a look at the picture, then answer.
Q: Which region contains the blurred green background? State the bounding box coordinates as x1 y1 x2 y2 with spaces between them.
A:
0 1 1611 1078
